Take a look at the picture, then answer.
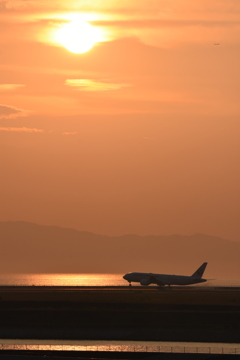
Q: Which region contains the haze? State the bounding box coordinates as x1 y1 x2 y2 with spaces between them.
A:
1 0 240 243
1 221 240 277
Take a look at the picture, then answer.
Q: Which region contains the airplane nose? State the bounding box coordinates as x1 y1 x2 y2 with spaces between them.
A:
123 274 128 280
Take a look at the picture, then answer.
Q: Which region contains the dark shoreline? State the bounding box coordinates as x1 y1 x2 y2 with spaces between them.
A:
1 286 240 343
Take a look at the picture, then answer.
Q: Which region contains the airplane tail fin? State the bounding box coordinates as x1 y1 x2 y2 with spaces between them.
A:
191 262 208 278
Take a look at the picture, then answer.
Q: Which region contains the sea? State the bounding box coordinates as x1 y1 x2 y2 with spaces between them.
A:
0 273 239 287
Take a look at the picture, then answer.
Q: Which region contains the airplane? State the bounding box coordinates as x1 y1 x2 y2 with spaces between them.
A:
123 262 208 287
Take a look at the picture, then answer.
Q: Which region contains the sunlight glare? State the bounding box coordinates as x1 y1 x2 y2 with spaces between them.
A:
56 20 101 54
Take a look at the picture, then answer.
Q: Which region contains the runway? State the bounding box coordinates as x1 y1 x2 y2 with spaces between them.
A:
0 285 203 291
0 285 240 306
0 286 240 343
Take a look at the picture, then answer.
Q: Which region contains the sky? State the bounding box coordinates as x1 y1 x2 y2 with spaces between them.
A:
1 0 240 242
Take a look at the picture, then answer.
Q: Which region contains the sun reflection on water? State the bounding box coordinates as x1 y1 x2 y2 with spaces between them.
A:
0 273 126 287
0 274 239 287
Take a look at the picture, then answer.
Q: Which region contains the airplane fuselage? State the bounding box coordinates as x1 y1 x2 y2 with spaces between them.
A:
123 272 207 286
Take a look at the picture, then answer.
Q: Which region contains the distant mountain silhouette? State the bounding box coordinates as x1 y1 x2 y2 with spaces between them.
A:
0 221 239 277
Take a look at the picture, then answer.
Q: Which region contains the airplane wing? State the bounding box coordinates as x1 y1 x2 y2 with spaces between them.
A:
140 274 164 286
154 275 165 286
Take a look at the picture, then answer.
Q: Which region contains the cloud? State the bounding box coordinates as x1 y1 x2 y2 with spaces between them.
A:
0 0 38 10
4 0 239 18
1 0 240 50
95 19 240 29
0 84 25 90
62 132 77 135
0 104 27 118
0 127 43 132
65 79 131 91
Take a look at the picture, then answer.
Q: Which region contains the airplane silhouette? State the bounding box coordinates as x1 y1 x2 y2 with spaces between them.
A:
123 262 208 287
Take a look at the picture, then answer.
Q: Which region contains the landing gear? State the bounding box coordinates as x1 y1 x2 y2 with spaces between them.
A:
129 282 132 287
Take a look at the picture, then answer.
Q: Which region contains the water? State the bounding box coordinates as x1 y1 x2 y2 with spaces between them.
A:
0 273 239 287
0 339 240 354
0 273 125 287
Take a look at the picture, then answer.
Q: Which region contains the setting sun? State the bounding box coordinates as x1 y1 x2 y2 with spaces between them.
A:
56 20 100 54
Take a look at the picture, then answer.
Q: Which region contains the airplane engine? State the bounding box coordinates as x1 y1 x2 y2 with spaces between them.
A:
140 278 150 286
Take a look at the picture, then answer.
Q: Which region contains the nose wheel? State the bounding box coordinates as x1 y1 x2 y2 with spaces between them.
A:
129 282 132 286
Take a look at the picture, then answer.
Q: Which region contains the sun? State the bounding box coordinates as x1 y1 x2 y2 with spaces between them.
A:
56 20 100 54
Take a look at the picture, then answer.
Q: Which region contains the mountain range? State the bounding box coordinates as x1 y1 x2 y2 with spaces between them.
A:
0 221 239 278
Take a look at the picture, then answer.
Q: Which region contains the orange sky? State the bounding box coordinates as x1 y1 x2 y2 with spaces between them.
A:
1 0 240 241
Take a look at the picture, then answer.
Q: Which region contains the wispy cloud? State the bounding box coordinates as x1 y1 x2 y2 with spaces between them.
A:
0 127 43 132
0 0 38 10
0 84 25 90
1 0 240 49
66 79 131 91
0 104 27 118
62 131 77 135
